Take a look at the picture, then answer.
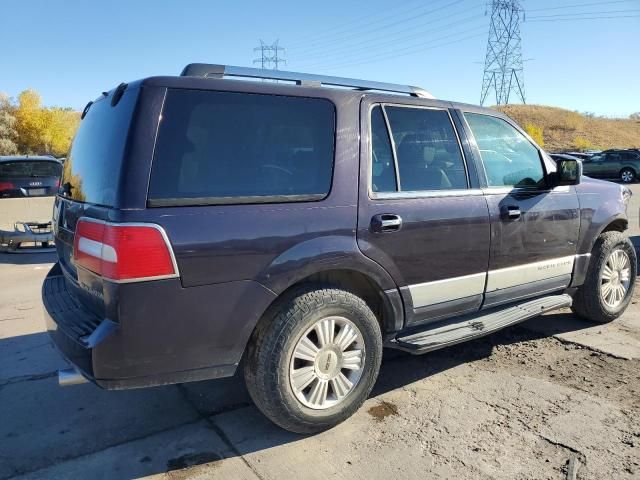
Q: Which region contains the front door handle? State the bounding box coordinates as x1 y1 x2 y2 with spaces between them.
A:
501 205 521 220
371 214 402 233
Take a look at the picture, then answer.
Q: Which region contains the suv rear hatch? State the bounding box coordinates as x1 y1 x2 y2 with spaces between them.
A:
54 86 141 321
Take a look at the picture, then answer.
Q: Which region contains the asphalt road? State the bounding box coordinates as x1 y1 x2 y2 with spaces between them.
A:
1 183 639 479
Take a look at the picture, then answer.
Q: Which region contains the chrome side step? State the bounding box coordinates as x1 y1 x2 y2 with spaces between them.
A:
58 368 89 386
389 294 572 355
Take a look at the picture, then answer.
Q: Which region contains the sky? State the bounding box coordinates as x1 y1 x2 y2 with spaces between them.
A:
1 0 639 117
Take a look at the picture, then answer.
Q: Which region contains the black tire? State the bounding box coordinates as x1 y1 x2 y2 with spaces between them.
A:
244 287 383 434
620 167 636 183
572 231 637 323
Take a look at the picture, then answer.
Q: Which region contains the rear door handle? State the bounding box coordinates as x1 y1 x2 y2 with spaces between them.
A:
501 205 521 220
371 214 402 233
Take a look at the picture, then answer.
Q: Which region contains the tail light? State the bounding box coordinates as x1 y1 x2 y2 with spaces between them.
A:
0 182 15 192
73 218 178 282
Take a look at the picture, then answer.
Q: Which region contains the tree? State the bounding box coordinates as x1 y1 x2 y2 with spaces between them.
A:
14 89 80 156
631 112 640 121
0 93 18 155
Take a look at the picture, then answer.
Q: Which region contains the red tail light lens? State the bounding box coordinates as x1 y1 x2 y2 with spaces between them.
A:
0 182 15 191
73 219 178 282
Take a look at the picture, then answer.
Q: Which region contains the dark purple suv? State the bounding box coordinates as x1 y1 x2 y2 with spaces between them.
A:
43 64 636 433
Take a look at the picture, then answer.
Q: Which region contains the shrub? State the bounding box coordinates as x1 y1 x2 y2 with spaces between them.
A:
573 136 593 151
524 123 545 147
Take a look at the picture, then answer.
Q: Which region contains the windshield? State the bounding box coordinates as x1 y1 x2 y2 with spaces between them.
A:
0 161 62 178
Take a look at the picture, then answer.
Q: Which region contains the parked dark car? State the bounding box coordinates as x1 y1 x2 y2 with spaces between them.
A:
581 149 640 183
0 156 62 249
43 65 636 433
560 152 593 162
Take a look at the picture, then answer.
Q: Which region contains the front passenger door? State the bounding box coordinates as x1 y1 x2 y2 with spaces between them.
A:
462 112 580 308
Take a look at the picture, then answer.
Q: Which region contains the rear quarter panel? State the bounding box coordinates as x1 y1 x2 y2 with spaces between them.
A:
575 176 628 254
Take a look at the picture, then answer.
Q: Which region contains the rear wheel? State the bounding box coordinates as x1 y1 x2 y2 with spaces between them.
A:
244 287 382 434
620 167 635 183
572 231 636 323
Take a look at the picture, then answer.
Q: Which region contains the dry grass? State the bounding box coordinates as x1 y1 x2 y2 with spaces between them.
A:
494 104 640 152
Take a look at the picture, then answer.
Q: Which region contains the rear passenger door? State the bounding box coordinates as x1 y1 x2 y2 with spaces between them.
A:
461 111 580 308
357 99 491 327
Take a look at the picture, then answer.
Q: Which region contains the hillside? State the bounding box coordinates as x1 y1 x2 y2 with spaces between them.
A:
493 104 640 152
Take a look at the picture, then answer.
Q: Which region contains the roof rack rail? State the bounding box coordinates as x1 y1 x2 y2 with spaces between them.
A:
180 63 435 99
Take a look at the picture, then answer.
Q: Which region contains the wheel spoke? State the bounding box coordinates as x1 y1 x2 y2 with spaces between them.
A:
617 284 627 301
291 366 317 392
293 336 319 362
601 265 614 281
601 281 612 298
335 323 358 352
308 379 329 407
330 372 353 399
315 318 335 347
342 349 363 370
621 268 631 282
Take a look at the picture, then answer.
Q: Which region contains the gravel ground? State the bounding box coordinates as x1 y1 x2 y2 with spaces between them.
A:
1 183 639 479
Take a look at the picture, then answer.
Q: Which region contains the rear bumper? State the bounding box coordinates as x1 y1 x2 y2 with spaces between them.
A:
1 221 53 246
43 263 275 389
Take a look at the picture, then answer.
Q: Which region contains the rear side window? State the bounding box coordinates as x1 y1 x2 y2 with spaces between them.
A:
63 89 139 205
0 161 61 178
383 106 468 191
148 90 336 205
464 113 545 188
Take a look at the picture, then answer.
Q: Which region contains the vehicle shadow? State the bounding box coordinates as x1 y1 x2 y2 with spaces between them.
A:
1 312 585 478
0 250 57 265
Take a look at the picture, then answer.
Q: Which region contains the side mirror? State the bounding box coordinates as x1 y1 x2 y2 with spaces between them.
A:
553 158 582 186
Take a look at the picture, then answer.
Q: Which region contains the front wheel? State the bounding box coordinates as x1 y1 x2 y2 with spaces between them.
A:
244 287 382 434
572 231 637 323
620 168 636 183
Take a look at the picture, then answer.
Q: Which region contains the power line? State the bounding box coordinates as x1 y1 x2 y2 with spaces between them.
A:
527 0 634 12
480 0 526 106
288 0 468 54
292 10 484 66
526 14 640 22
291 0 428 46
253 40 286 70
304 26 488 71
528 8 640 18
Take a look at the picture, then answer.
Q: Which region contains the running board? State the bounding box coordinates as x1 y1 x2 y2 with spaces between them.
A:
388 294 572 354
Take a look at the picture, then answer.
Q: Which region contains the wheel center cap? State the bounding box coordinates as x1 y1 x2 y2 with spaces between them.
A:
315 350 340 379
612 271 620 284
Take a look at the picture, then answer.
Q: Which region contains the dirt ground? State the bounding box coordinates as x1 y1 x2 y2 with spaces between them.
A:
1 184 640 479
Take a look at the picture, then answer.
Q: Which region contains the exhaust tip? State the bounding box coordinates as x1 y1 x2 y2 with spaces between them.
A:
58 368 89 387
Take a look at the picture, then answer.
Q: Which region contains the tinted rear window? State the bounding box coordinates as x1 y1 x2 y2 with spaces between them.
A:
62 88 139 205
148 89 335 205
0 161 62 178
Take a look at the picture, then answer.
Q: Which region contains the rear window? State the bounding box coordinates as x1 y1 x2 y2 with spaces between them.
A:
148 89 336 205
62 88 139 205
0 161 61 178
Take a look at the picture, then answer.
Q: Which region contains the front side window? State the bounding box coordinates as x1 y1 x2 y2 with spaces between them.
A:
464 113 545 188
149 90 335 204
378 106 467 192
370 106 397 193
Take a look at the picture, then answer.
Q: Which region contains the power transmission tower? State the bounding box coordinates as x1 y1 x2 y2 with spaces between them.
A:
253 40 286 70
480 1 526 106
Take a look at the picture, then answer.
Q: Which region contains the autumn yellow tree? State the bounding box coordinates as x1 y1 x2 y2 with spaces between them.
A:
14 89 80 157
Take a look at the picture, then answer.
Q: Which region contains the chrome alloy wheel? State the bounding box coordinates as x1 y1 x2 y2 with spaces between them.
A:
288 316 365 410
621 170 634 183
601 249 632 308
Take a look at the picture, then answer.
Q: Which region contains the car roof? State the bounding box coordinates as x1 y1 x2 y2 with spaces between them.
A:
0 156 62 164
133 75 504 118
